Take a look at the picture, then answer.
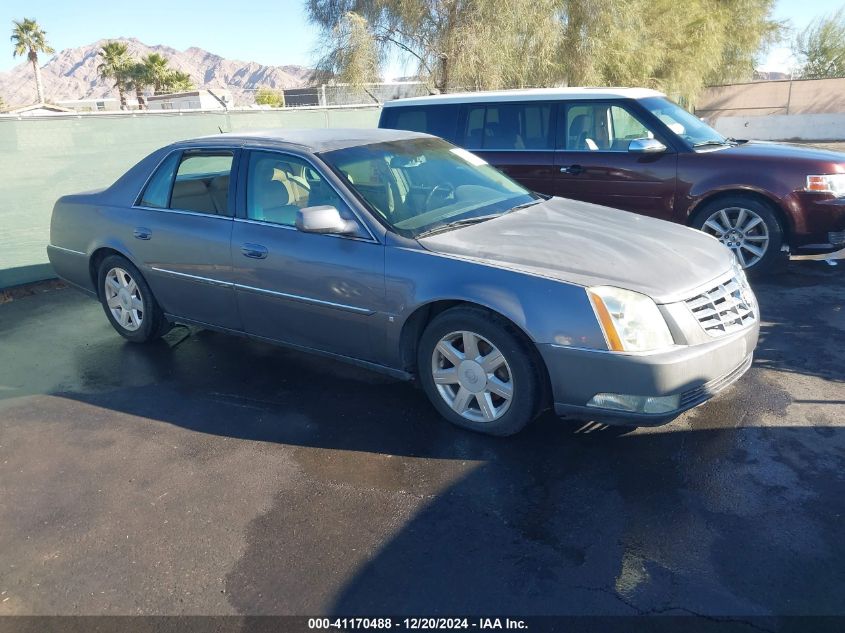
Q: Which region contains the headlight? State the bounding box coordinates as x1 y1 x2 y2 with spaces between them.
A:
731 257 748 283
587 286 675 352
806 174 845 196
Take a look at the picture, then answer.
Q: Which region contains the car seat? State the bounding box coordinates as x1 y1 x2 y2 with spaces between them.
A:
251 160 299 225
170 178 217 213
208 175 229 214
569 114 599 151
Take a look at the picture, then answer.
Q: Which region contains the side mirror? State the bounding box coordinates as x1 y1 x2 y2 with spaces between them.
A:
628 138 667 154
296 205 357 235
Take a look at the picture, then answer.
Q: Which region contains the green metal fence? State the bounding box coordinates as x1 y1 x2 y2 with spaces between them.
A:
0 106 381 288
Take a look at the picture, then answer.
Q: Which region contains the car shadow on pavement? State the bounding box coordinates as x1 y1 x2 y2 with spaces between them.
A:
49 322 844 619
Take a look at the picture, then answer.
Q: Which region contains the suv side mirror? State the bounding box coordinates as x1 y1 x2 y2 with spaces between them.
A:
296 205 357 235
628 138 667 154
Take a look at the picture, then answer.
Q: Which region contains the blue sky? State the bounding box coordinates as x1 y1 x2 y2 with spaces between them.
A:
2 0 843 75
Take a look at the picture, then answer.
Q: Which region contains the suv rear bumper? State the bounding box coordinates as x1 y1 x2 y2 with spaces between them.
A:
538 323 759 426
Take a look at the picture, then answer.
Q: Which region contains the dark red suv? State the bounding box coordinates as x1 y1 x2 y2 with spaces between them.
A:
379 88 845 272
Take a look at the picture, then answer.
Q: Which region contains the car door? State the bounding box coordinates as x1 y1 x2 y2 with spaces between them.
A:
129 147 241 330
461 101 558 196
230 149 385 362
553 101 678 220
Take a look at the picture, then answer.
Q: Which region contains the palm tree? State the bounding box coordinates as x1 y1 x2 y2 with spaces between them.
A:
165 70 194 93
97 41 132 110
127 62 150 109
11 18 55 104
142 53 172 94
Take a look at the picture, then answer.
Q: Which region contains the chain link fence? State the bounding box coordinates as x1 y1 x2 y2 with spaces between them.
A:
222 82 430 109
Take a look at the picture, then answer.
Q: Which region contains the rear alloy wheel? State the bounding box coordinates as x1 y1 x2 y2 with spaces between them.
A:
97 254 170 343
693 195 784 274
417 307 543 436
104 267 144 332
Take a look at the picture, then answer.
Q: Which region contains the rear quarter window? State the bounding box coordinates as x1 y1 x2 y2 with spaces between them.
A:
380 104 460 142
138 151 180 208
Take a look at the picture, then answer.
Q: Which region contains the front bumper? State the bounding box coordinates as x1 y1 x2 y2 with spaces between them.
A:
789 193 845 253
539 323 758 426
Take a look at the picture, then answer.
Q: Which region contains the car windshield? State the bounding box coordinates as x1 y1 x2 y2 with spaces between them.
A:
321 137 538 238
639 96 730 149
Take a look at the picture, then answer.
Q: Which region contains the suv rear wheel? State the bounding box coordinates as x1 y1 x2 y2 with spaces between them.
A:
692 195 785 274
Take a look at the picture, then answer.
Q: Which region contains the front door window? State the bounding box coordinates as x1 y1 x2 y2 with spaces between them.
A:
561 103 655 152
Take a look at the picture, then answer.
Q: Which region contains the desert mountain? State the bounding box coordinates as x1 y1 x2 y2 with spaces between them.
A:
0 37 313 107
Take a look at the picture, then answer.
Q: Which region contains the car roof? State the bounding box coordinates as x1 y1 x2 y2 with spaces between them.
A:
184 127 432 152
382 87 666 107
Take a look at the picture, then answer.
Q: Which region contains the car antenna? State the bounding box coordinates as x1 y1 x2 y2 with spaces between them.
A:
218 126 223 134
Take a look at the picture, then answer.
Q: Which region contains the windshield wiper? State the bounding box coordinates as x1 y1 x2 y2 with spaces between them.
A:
693 139 733 148
415 198 543 239
416 214 503 238
508 199 543 211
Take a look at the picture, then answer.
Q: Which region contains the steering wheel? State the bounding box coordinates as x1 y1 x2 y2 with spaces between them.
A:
425 183 456 211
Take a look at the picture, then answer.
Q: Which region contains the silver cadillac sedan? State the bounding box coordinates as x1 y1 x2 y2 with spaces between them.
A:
48 128 758 436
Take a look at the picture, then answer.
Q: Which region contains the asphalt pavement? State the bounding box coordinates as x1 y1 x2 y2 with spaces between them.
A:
0 261 842 625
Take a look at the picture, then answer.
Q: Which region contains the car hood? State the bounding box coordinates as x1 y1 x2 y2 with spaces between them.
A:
715 140 845 165
418 197 734 304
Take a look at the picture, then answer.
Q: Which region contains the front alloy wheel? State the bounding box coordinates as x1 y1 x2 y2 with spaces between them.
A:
431 330 514 423
701 206 770 269
104 267 144 331
417 306 543 436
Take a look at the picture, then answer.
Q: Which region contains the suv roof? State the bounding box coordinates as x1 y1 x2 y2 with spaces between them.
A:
382 87 665 108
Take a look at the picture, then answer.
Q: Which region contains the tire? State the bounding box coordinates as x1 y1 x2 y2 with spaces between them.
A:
691 195 786 275
417 306 544 436
97 254 170 343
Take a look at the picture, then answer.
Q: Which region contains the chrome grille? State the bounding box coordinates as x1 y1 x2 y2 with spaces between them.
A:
685 275 756 337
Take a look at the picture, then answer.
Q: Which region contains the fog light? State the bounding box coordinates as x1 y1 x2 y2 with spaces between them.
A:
587 393 681 414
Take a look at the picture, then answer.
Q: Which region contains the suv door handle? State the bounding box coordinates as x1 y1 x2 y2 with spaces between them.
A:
241 243 268 259
559 164 584 175
133 227 152 240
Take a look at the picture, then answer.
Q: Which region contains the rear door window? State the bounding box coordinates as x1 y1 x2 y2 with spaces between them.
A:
464 106 486 149
461 103 552 150
169 151 234 215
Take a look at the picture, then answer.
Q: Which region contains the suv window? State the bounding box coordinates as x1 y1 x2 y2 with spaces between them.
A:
462 103 552 150
246 151 354 228
561 103 653 152
169 151 234 215
381 104 460 142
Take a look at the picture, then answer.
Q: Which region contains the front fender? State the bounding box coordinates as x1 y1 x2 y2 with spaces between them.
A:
384 247 607 366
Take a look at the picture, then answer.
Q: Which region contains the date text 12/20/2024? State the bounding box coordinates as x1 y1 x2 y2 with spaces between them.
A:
308 618 528 630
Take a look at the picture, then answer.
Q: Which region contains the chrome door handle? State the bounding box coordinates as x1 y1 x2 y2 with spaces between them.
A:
133 227 152 240
241 243 268 259
559 164 584 175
